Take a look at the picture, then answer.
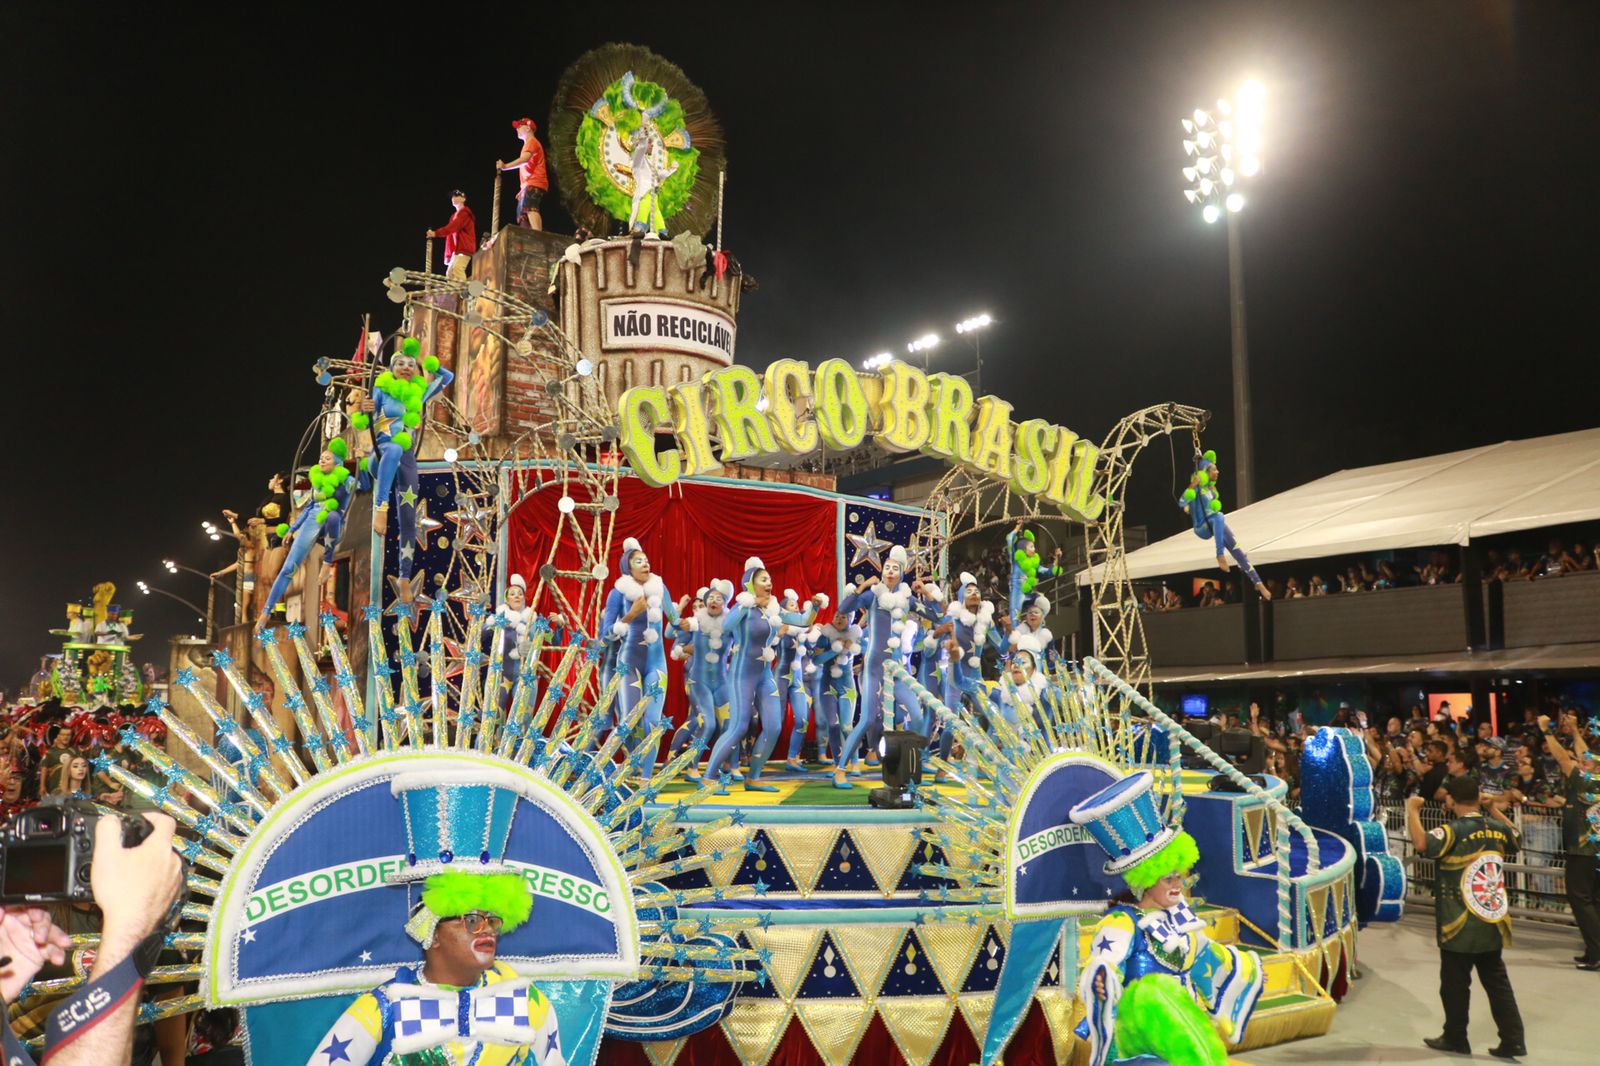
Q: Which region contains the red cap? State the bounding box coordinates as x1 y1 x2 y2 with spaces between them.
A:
513 117 536 131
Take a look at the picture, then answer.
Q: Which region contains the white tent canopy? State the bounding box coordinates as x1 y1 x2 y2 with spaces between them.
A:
1080 427 1600 585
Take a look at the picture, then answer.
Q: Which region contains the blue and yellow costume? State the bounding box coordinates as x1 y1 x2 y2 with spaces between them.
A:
308 961 564 1066
1007 527 1060 621
701 558 819 792
1181 450 1265 593
259 442 357 625
598 537 680 781
1070 771 1265 1066
809 619 861 767
669 579 733 774
364 338 454 584
833 547 928 785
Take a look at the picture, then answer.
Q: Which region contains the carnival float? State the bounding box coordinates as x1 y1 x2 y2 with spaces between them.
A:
7 42 1405 1066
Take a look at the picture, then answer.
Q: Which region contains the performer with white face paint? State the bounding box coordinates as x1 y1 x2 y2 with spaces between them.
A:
831 545 924 790
668 578 734 779
700 559 823 793
810 615 862 769
598 537 680 780
935 572 1002 773
494 573 536 708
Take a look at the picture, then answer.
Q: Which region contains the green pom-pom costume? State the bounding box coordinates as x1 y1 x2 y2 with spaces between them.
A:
1070 773 1266 1066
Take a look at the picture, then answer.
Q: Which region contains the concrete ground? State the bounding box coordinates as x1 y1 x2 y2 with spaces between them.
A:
1246 911 1598 1065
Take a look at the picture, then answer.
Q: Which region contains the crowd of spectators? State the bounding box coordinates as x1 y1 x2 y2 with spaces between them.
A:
1140 531 1599 611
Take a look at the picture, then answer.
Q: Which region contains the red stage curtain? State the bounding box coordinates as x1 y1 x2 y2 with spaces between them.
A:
507 477 838 746
595 1000 1059 1066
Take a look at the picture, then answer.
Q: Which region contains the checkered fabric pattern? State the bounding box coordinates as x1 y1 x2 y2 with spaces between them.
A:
473 986 531 1029
395 993 456 1041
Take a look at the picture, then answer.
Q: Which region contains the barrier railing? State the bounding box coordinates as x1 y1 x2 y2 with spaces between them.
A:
1083 657 1322 947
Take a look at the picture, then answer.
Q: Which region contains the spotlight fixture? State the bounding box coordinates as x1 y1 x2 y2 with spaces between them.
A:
869 730 924 810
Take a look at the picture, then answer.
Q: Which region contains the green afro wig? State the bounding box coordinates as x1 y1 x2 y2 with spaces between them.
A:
421 871 533 933
327 437 348 460
1203 449 1217 464
1122 829 1200 896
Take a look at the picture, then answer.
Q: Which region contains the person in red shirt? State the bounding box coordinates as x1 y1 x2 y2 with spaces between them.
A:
427 189 477 280
498 117 549 231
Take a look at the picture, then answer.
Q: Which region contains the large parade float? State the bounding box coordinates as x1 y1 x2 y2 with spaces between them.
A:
8 43 1405 1066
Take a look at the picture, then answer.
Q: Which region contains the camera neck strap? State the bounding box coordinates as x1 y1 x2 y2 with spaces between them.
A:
39 949 145 1064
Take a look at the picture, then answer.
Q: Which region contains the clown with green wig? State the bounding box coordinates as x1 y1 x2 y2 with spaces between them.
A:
306 771 565 1066
1069 771 1265 1066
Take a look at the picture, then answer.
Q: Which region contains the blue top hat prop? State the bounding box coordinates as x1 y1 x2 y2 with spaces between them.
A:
1068 770 1177 875
387 767 528 882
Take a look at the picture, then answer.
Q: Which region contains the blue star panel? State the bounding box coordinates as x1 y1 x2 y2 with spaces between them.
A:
794 932 861 998
376 466 481 666
841 502 933 589
878 929 949 997
811 830 885 894
959 926 1008 994
729 830 799 894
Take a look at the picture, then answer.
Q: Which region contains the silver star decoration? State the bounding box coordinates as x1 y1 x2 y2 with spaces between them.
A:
242 928 257 944
847 520 892 570
399 546 415 562
415 500 441 546
359 950 373 963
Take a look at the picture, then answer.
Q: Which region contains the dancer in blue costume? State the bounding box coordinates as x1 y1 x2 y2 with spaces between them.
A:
701 559 823 793
598 537 681 781
1070 771 1266 1066
809 616 861 773
668 579 733 780
1006 591 1061 670
912 578 947 741
933 571 1001 777
356 336 454 607
778 589 816 770
831 545 928 790
1182 450 1270 600
1007 519 1064 621
494 573 536 710
256 440 357 631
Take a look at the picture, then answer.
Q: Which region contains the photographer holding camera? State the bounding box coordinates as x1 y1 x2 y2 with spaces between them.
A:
0 811 183 1065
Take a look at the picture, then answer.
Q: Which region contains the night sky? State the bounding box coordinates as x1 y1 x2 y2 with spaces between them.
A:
4 3 1596 689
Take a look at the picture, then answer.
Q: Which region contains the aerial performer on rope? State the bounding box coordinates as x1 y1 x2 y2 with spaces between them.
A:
832 546 926 790
306 773 566 1066
256 440 357 632
1069 770 1266 1066
700 559 823 794
1183 449 1271 600
598 537 682 782
668 578 733 780
354 336 454 609
1007 519 1064 621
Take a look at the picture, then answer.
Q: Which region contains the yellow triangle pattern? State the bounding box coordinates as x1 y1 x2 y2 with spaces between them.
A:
718 1000 792 1066
876 999 957 1066
917 923 984 997
851 825 923 896
794 999 874 1066
745 926 823 1001
957 992 996 1048
1035 989 1078 1065
640 1038 685 1066
694 824 757 886
1241 807 1265 862
766 825 843 895
832 924 901 1000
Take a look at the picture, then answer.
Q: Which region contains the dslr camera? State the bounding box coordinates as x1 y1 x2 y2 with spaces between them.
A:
0 797 154 904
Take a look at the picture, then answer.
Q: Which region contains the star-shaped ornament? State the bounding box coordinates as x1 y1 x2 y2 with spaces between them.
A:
847 520 892 570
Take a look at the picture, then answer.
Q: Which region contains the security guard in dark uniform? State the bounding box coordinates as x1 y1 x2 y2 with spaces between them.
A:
1407 775 1527 1059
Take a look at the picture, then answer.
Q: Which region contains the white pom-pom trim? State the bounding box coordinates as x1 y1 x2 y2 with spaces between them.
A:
830 666 843 678
705 652 720 664
642 630 659 645
760 647 776 663
611 622 629 638
831 640 844 653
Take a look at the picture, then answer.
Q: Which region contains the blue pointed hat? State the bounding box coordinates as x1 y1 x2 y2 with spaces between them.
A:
387 767 528 882
1067 770 1177 875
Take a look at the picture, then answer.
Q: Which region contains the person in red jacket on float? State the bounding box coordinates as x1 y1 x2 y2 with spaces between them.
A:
428 189 477 281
